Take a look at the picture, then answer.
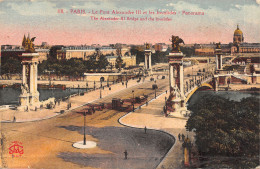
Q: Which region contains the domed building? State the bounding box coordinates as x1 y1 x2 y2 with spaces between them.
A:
233 25 244 45
231 25 260 54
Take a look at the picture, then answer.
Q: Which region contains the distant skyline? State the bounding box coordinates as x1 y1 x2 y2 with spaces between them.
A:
0 0 259 46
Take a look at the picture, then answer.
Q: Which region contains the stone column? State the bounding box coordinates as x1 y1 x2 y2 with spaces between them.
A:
220 55 223 70
145 54 148 69
215 55 219 70
214 76 219 91
22 64 26 84
180 63 184 96
34 62 38 92
149 53 152 70
170 64 175 88
30 63 33 93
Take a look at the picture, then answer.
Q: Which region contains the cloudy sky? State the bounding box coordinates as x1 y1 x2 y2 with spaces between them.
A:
0 0 259 45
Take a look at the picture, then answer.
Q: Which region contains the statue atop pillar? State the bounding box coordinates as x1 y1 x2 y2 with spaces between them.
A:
216 42 221 49
22 33 36 53
145 43 150 50
19 33 40 109
170 35 185 53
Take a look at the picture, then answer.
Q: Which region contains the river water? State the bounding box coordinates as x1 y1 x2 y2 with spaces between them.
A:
1 88 259 106
188 90 260 106
0 88 87 105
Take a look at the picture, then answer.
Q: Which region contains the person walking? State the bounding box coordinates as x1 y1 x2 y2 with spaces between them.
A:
144 126 147 134
13 116 16 123
124 150 128 160
178 133 181 141
182 134 185 141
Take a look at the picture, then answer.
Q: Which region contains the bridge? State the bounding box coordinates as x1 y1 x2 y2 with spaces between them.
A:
165 48 217 115
182 63 216 103
184 75 214 103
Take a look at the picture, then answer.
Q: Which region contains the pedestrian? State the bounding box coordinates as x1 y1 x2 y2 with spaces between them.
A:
55 99 57 105
124 150 128 159
166 90 167 94
58 99 60 106
146 101 148 106
144 126 147 134
13 116 16 123
182 134 185 141
178 133 181 141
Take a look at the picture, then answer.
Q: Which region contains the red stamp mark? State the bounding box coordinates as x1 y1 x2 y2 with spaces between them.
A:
9 141 24 157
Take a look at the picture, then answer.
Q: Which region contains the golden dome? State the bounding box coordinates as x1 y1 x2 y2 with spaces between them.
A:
234 25 243 35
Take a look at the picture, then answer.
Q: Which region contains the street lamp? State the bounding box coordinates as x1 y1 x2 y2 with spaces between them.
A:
78 84 80 95
132 90 135 112
83 111 86 145
100 80 102 98
125 72 128 88
86 82 88 92
165 96 167 114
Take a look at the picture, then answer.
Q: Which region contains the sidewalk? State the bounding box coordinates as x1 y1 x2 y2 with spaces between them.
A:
0 77 149 123
119 93 194 169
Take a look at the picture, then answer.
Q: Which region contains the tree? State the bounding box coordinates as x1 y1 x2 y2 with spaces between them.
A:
115 56 125 71
1 58 22 76
97 54 109 71
180 46 195 57
49 45 64 61
186 95 259 168
130 45 145 64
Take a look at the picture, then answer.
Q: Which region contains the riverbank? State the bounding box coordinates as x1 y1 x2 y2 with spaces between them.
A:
217 84 260 91
0 77 150 122
0 79 103 89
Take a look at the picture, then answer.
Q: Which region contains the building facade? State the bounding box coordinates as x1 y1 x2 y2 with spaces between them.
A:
56 46 131 60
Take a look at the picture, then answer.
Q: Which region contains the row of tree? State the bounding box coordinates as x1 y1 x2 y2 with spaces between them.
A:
1 58 22 75
186 95 259 168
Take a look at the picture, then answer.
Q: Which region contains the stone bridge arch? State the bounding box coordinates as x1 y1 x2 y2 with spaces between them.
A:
185 83 214 103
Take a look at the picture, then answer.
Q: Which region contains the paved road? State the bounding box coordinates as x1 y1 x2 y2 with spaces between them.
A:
119 92 194 169
1 77 173 169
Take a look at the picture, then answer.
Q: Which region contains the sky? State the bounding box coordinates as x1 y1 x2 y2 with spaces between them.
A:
0 0 259 45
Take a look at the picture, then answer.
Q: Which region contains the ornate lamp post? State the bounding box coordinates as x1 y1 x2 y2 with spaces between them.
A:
132 90 135 112
83 111 86 145
155 87 157 98
165 96 167 111
100 79 103 98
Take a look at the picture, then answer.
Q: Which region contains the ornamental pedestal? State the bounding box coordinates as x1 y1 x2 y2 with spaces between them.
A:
215 48 223 70
19 53 40 110
144 49 152 75
167 52 187 115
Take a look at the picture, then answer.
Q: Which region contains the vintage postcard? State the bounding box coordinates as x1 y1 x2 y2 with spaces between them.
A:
0 0 259 168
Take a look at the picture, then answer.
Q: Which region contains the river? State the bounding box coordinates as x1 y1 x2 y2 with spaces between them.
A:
1 88 259 106
188 90 260 107
0 88 87 105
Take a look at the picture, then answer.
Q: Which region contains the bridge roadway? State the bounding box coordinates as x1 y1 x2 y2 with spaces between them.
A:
183 63 215 102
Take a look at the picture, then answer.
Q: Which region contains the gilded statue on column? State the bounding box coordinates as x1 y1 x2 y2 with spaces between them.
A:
216 42 221 49
22 33 36 53
170 35 185 53
145 43 150 50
